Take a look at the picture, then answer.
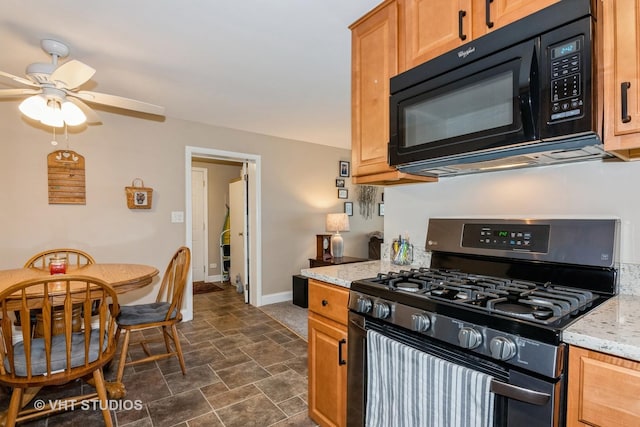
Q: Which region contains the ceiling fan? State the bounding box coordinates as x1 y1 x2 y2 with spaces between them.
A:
0 39 165 127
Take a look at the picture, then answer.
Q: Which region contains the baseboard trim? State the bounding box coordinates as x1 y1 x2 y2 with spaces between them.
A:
260 291 292 306
206 274 225 283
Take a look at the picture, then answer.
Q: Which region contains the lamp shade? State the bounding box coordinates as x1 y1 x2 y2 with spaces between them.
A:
326 213 350 233
326 213 350 258
18 95 87 128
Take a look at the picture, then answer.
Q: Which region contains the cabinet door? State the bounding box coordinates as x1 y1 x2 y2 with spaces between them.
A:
567 346 640 426
473 0 559 37
603 0 640 157
351 1 398 179
402 0 473 70
308 312 348 427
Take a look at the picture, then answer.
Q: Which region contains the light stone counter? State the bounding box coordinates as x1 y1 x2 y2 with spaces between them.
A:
300 260 422 289
563 295 640 362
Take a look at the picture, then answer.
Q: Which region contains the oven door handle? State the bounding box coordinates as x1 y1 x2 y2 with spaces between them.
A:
490 381 550 406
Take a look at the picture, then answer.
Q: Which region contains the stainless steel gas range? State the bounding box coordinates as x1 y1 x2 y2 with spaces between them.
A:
347 218 619 427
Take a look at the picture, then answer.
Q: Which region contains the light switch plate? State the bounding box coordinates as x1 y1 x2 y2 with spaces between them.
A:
171 211 184 223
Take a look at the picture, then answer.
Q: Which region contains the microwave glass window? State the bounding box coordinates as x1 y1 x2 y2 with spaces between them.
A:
403 70 514 147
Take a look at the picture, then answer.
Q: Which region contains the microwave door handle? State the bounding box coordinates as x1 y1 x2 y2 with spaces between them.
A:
518 42 538 139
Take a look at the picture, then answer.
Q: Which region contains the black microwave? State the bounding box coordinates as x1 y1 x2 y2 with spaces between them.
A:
388 0 610 177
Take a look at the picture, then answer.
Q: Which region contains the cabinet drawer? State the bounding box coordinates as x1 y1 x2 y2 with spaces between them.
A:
308 279 349 325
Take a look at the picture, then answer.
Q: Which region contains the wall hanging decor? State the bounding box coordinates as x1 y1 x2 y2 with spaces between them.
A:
47 150 86 205
357 185 378 219
344 202 353 216
339 160 350 177
125 178 153 209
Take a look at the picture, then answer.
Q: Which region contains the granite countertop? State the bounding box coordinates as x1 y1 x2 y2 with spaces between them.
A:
300 260 418 288
563 295 640 362
301 260 640 363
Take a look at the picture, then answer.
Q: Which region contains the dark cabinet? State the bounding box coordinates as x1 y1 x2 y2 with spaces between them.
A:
292 275 309 308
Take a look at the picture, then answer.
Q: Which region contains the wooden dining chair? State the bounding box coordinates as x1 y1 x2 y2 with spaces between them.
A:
20 248 97 327
0 275 119 426
23 248 96 270
115 246 190 383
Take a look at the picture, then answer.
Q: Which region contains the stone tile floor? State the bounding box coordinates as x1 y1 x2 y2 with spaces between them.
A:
0 284 317 426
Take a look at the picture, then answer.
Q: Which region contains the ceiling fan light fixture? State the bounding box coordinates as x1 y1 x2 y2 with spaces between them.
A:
18 95 46 121
39 99 64 128
61 101 86 126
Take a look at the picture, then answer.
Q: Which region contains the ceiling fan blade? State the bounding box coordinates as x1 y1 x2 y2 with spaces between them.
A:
50 60 96 89
66 97 102 124
74 90 165 116
0 88 41 98
0 70 39 87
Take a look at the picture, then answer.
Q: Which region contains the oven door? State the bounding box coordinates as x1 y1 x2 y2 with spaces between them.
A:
388 38 538 167
347 312 564 427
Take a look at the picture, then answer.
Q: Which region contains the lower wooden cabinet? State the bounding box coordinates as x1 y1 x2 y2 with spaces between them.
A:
308 279 349 427
567 345 640 426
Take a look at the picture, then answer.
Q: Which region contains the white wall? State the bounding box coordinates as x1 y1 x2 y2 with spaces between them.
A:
383 159 640 264
0 102 382 306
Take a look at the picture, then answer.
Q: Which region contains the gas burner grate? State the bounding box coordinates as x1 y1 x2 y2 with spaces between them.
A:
370 267 600 324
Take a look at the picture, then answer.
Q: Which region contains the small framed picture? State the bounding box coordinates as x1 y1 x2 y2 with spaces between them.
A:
338 189 348 199
378 203 385 216
335 178 345 188
344 202 353 216
339 160 350 177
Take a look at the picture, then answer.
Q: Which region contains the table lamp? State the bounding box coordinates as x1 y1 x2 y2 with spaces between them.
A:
326 213 350 258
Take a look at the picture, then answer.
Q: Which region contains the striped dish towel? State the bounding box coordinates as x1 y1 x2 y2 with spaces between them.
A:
366 330 495 427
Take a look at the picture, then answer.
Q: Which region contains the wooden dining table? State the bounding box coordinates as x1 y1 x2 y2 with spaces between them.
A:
0 263 159 294
0 263 159 414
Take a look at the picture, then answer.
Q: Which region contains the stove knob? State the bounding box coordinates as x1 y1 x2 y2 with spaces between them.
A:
411 314 431 332
458 327 482 349
489 337 517 361
372 302 391 319
356 297 372 314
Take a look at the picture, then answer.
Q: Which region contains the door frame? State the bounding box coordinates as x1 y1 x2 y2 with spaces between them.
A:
184 146 262 321
191 166 208 282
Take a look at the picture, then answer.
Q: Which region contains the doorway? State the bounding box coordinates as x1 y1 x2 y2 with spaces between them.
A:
184 146 262 322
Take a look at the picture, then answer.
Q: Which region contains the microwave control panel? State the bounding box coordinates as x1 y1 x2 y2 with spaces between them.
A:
549 37 583 122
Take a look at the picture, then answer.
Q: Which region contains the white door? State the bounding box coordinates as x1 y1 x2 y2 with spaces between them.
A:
191 167 208 282
229 164 249 303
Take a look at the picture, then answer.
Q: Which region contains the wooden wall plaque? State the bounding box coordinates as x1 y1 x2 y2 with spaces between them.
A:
47 150 86 205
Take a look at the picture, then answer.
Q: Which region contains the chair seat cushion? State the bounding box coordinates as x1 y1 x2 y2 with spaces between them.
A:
7 331 106 377
116 302 176 326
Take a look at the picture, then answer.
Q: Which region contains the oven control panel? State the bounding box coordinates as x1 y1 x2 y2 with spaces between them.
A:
462 223 550 252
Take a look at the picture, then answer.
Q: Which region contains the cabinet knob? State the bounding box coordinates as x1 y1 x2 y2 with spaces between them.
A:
322 299 328 306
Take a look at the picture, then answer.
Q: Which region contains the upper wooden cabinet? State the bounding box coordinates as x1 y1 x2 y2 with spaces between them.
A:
602 0 640 159
400 0 559 70
400 0 473 70
350 1 436 185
